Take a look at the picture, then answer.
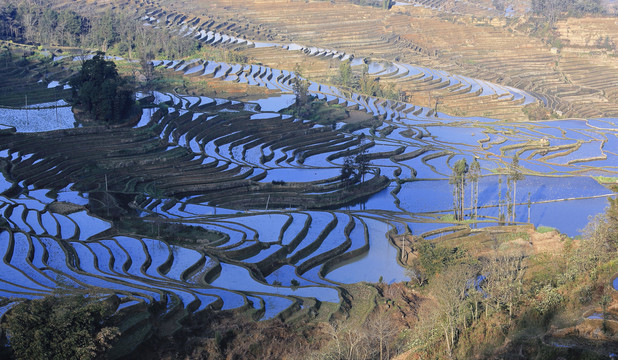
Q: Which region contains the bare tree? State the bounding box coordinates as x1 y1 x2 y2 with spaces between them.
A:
481 251 527 321
431 264 476 358
365 311 398 360
322 322 369 360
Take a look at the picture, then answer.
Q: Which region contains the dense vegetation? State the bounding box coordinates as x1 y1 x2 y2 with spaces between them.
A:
405 198 618 359
346 0 392 9
531 0 605 21
1 294 120 360
335 61 400 101
69 52 135 123
0 0 201 59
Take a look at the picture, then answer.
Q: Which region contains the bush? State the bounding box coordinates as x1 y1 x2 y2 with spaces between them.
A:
577 285 594 304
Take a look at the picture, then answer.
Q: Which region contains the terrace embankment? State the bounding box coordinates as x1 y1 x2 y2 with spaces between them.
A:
0 105 388 212
0 44 73 107
64 0 618 121
390 224 565 267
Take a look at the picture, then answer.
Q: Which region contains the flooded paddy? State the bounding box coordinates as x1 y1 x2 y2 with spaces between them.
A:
0 67 615 320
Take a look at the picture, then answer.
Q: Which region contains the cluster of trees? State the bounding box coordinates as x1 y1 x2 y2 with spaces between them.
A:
492 0 508 12
346 0 392 9
1 294 120 359
407 237 528 358
69 52 135 123
341 150 371 183
449 157 481 221
450 156 523 223
572 197 618 274
407 196 618 358
318 310 402 360
531 0 605 22
0 1 85 46
0 0 201 59
336 61 400 101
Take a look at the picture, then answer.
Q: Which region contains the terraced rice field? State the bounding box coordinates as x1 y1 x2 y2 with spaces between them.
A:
0 70 614 326
48 0 618 120
0 0 616 341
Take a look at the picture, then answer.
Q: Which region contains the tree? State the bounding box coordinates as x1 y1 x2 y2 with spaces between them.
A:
468 158 481 220
531 0 603 22
292 63 310 113
412 240 468 282
431 264 476 358
481 251 526 321
339 60 352 87
359 64 381 97
507 155 524 223
2 294 120 360
365 311 398 360
340 147 371 184
139 51 155 95
450 158 469 220
69 52 134 123
355 152 370 183
341 155 355 181
497 175 503 223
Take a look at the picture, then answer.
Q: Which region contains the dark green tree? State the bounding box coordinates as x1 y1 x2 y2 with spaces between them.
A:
341 147 371 183
292 63 310 113
341 155 355 181
2 294 120 360
69 52 134 123
338 60 352 87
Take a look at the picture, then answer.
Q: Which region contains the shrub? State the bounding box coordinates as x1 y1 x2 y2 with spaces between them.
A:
577 285 594 304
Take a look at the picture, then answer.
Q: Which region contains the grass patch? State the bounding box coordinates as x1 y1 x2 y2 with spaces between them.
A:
498 231 530 242
439 214 478 224
593 176 618 183
536 226 556 233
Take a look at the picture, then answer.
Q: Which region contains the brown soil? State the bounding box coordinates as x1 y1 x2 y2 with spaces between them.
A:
373 282 427 329
46 201 86 215
346 109 375 124
154 68 280 102
528 229 565 254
